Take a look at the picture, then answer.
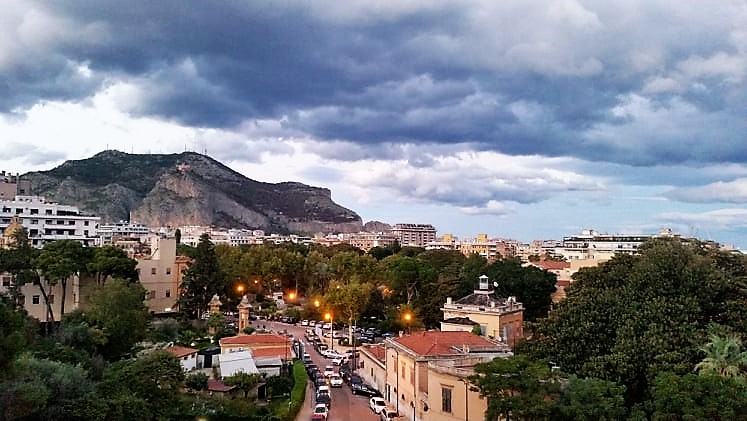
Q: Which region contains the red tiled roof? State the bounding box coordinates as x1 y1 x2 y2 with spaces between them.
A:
207 379 235 392
252 346 292 359
393 331 500 356
362 345 385 362
556 280 571 287
532 260 570 271
165 345 198 358
219 333 289 346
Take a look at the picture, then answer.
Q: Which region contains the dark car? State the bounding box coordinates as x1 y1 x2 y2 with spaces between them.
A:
351 382 381 397
315 392 331 408
347 374 362 386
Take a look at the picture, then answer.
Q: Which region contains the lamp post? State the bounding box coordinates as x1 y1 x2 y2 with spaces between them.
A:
325 311 334 351
403 311 413 335
460 378 469 421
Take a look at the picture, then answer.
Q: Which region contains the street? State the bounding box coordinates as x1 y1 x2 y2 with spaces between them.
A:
261 320 380 421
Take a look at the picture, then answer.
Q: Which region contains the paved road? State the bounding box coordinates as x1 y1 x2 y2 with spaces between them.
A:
262 320 380 421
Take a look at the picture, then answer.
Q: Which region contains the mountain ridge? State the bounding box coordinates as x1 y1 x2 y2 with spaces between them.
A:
23 150 363 234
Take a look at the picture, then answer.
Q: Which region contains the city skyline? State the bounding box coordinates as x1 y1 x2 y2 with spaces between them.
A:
1 2 745 248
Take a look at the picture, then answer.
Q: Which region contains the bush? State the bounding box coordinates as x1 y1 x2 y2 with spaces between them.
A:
284 361 307 421
243 326 255 335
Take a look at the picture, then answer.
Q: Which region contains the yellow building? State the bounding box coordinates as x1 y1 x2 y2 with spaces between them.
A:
136 236 181 314
383 331 511 421
441 275 524 347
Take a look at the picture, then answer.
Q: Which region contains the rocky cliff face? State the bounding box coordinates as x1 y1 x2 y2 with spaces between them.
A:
24 150 362 234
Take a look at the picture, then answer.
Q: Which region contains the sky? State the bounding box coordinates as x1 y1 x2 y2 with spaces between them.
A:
1 1 746 248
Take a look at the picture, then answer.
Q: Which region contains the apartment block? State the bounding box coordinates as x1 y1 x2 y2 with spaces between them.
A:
136 236 186 314
0 196 100 248
390 224 437 247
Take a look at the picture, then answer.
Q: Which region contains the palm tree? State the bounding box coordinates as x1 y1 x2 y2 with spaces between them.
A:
695 333 747 378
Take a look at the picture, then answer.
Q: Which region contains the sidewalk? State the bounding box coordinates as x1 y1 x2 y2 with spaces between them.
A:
295 378 315 421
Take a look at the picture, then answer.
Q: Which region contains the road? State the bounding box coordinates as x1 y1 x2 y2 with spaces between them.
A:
262 320 380 421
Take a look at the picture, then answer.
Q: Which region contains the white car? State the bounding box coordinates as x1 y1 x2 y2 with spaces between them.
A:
369 397 387 414
324 365 335 378
312 403 329 420
301 320 310 326
329 373 343 387
331 356 346 366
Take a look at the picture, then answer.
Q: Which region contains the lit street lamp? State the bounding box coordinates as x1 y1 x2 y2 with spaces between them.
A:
324 311 334 351
403 311 413 334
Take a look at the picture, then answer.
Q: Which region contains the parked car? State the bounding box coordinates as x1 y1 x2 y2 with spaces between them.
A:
380 407 401 420
317 385 330 396
311 403 329 420
352 382 381 397
331 355 346 366
369 397 387 414
301 320 310 326
315 392 331 409
329 374 343 387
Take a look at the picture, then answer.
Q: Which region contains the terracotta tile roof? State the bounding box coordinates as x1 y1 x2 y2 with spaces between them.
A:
532 260 570 271
219 333 289 346
393 331 501 357
362 345 386 362
207 379 235 392
251 346 293 359
164 345 198 358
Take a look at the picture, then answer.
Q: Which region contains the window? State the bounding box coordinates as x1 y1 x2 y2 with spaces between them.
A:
166 268 171 275
45 220 52 224
84 221 89 226
45 209 52 215
32 295 40 304
441 387 452 413
30 209 38 215
31 219 38 224
401 363 405 379
56 220 64 225
148 290 156 300
2 276 11 287
165 289 171 298
68 220 75 225
151 268 157 275
15 208 22 214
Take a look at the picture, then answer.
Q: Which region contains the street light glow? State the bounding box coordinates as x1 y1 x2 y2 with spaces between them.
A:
314 299 320 308
236 284 245 294
404 312 412 322
288 292 296 300
324 312 332 321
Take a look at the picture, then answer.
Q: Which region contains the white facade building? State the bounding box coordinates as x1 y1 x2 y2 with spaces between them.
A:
97 221 150 245
555 228 680 260
0 196 100 248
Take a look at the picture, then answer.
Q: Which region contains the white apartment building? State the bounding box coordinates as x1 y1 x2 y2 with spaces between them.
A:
97 221 150 245
390 223 437 247
555 228 679 260
0 196 100 248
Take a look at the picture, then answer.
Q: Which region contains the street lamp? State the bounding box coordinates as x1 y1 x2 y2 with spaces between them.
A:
324 312 334 351
403 311 413 335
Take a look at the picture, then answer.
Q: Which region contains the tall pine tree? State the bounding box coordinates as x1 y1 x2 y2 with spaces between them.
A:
178 234 227 319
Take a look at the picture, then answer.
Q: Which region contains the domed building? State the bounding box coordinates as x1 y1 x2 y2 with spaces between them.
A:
0 215 24 249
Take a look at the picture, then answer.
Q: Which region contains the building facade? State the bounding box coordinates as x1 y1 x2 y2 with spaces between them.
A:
383 331 511 421
0 196 100 248
441 275 524 346
390 224 437 247
136 236 181 314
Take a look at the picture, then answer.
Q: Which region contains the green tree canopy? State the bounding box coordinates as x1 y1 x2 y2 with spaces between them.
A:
34 239 91 322
520 239 747 406
87 245 138 285
179 233 227 319
224 371 262 398
553 376 627 421
484 257 557 321
470 355 560 421
695 332 747 378
83 279 150 360
651 371 747 420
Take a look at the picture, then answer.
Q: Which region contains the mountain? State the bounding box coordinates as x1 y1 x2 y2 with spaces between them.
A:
24 150 363 234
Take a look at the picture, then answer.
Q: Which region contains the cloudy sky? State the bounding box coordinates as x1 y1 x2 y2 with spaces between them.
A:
1 1 746 247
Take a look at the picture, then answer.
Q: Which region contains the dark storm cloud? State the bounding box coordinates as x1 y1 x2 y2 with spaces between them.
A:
2 1 745 168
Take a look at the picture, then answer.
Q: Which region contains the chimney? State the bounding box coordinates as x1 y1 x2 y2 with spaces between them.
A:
446 297 452 305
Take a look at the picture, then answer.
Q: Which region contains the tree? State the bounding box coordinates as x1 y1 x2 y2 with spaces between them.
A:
35 239 91 323
224 371 262 398
0 226 39 307
484 257 557 321
185 372 209 392
179 234 227 319
265 375 293 397
324 281 372 340
87 246 138 285
470 355 560 421
98 350 184 419
695 333 747 378
381 255 436 305
520 239 747 407
651 371 747 420
84 279 150 360
553 376 627 421
0 295 28 376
